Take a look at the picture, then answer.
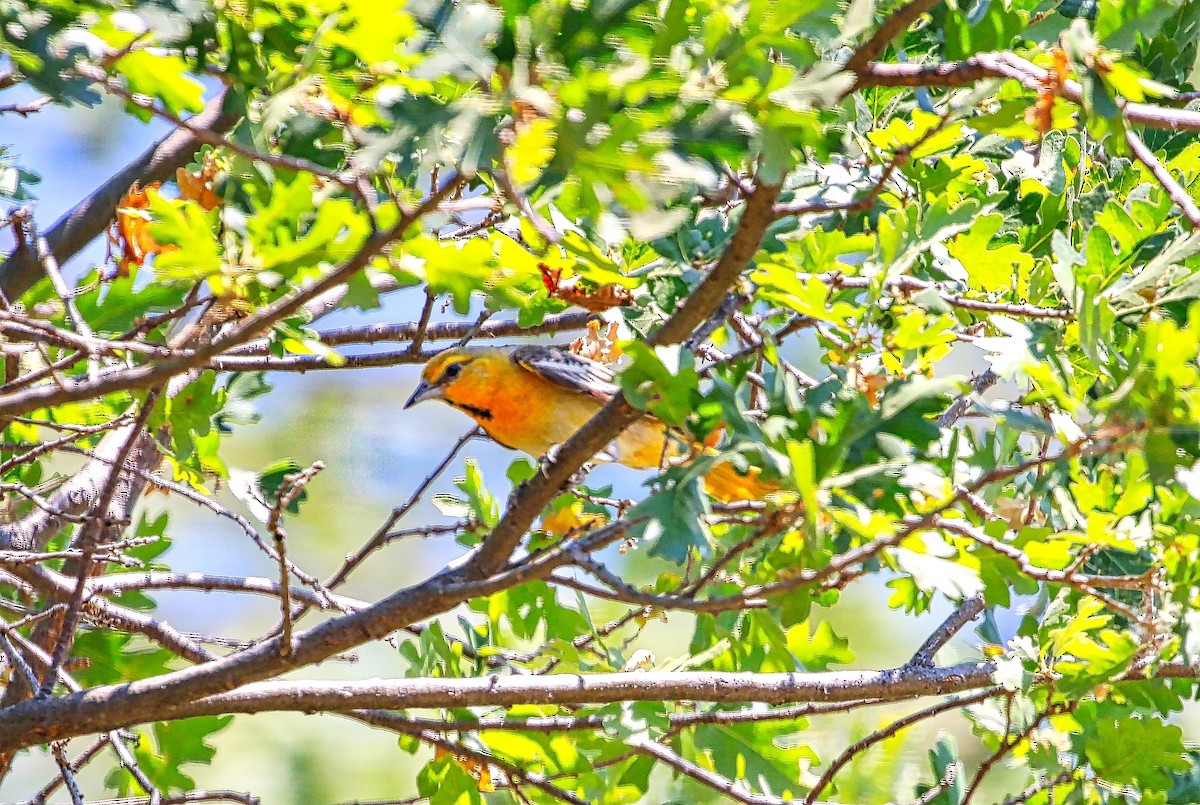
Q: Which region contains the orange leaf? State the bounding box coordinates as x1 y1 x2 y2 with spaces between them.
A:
1052 46 1069 86
539 262 632 312
1025 90 1056 137
176 151 222 211
538 262 563 294
569 320 623 365
108 181 176 278
542 500 607 537
558 282 632 312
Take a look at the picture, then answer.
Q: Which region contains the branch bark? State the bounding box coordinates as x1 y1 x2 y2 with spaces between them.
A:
857 52 1200 135
0 659 1196 753
845 0 944 76
460 180 783 579
0 91 240 302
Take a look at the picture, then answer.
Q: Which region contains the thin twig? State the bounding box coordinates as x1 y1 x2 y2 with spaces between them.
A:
73 62 368 204
906 595 985 668
408 291 436 355
0 414 134 475
0 96 51 116
0 632 40 688
24 737 108 805
107 730 162 805
34 233 100 380
939 369 999 427
51 742 86 805
803 688 999 804
822 273 1073 320
50 443 337 605
318 427 479 596
298 311 593 350
1126 127 1200 228
961 702 1075 805
633 738 790 805
38 387 163 697
772 153 904 219
267 461 326 656
998 770 1077 805
491 165 562 246
909 766 957 805
0 91 238 304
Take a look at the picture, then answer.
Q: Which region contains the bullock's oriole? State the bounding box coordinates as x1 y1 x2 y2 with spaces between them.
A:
405 345 775 502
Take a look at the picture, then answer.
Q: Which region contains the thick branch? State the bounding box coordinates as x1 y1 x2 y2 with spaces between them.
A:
857 53 1200 135
461 180 783 578
2 660 1198 752
845 0 944 76
0 91 239 302
0 421 161 552
82 663 1003 724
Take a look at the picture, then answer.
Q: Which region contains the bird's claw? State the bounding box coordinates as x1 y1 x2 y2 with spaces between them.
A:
538 446 594 488
539 444 563 477
569 462 595 487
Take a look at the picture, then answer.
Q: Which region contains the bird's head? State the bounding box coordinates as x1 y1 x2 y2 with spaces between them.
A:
405 347 497 417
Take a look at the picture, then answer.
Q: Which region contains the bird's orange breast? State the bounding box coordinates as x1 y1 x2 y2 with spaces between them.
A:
443 360 674 469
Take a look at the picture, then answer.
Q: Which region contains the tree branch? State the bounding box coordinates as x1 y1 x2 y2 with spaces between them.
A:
1125 127 1200 228
460 180 783 579
906 595 985 668
0 175 461 418
857 52 1200 135
845 0 944 76
0 91 239 302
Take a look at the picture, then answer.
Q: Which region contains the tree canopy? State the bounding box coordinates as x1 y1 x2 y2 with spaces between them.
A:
3 0 1200 802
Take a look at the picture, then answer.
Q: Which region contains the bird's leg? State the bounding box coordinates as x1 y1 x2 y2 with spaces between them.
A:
538 444 595 488
539 443 564 477
569 461 595 487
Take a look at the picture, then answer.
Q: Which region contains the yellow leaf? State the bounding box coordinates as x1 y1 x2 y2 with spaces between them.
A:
946 213 1034 293
508 118 557 186
541 500 606 537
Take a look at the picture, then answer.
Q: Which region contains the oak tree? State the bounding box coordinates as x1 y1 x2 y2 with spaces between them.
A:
1 0 1200 802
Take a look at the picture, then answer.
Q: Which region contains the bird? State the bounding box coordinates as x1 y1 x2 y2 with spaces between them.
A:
404 344 776 503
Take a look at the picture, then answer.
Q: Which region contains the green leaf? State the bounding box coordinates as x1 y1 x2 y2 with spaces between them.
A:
628 472 713 562
257 459 308 515
619 342 701 427
111 716 233 796
1086 716 1189 791
114 51 205 119
786 621 854 671
417 757 485 805
692 720 817 798
924 732 965 805
941 1 1023 59
947 214 1035 293
455 459 499 528
146 195 222 282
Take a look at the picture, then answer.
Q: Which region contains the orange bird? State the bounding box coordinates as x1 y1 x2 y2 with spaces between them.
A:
405 345 776 502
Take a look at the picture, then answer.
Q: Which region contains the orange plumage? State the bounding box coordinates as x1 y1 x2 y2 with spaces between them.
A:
405 345 777 503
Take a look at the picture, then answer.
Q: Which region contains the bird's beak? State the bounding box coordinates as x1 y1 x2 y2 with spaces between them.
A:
404 379 441 409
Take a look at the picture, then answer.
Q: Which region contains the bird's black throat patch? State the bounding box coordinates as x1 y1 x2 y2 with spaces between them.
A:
450 400 493 421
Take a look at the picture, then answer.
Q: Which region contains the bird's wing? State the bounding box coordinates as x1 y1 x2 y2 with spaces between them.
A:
512 345 619 403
